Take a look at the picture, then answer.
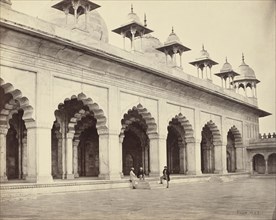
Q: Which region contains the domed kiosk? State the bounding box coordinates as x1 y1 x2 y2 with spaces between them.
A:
214 57 239 89
232 54 260 97
156 27 190 69
50 0 109 43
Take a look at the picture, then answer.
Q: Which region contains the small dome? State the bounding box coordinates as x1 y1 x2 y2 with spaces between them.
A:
220 58 233 72
164 28 181 45
235 55 257 80
197 45 210 60
41 8 109 43
134 34 162 53
126 12 142 24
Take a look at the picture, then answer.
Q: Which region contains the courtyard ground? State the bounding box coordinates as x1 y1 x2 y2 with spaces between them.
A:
0 177 275 220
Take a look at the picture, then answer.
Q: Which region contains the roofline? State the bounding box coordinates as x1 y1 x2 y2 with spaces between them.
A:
0 20 271 118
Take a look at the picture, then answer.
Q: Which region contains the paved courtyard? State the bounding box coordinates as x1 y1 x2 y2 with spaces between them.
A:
0 177 275 220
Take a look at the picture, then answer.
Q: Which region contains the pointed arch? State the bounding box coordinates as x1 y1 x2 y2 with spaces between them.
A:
121 103 157 135
228 126 242 147
57 92 108 134
204 120 222 145
0 78 34 125
168 113 194 143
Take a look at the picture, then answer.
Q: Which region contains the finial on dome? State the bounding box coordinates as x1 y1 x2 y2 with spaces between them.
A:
172 26 174 33
131 4 133 13
202 44 205 50
144 13 147 27
225 57 228 63
242 53 245 62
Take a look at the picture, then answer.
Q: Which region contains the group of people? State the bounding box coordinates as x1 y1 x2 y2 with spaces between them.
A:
129 166 170 189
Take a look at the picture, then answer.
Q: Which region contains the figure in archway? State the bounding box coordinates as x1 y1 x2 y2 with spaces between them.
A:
122 121 149 176
121 104 157 176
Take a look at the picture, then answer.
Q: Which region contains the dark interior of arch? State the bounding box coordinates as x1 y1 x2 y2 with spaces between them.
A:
201 125 215 174
167 119 186 174
227 130 236 173
122 121 149 176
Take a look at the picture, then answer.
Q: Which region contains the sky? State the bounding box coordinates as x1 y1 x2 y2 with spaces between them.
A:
11 0 276 134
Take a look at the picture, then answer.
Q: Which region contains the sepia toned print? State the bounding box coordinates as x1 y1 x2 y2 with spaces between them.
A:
0 0 275 219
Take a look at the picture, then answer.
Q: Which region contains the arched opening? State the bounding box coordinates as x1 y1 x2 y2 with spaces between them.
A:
238 84 246 96
268 153 276 174
51 93 106 179
6 110 27 180
201 124 215 173
0 79 33 181
253 154 265 174
121 104 157 176
246 83 253 97
226 130 236 172
76 115 99 177
122 121 149 176
166 115 190 174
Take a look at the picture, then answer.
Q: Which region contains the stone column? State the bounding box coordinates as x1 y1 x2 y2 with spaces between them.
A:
98 132 109 179
65 132 74 179
98 131 121 180
149 133 161 176
186 141 196 175
22 132 28 179
214 143 223 173
265 159 268 174
61 132 66 179
235 146 244 172
73 140 79 178
25 122 53 183
179 144 185 174
0 126 8 182
250 158 254 174
107 133 121 180
193 109 202 175
220 116 228 174
119 134 124 177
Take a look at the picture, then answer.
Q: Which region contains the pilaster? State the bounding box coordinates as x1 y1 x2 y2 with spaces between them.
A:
193 108 202 175
25 121 53 183
0 126 8 182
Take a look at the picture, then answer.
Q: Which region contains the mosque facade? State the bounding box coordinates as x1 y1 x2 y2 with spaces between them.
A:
0 0 275 184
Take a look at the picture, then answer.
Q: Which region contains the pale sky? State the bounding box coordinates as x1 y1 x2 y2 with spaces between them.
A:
11 0 276 134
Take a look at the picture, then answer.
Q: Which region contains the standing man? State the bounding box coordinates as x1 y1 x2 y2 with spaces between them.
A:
159 166 170 188
129 167 137 189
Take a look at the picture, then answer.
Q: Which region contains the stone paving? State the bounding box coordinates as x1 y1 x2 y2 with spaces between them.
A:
0 177 275 220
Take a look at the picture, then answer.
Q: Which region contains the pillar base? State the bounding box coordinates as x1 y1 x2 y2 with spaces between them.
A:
74 173 79 178
98 174 110 180
0 175 8 182
149 172 160 177
65 174 75 179
186 171 197 175
236 169 246 173
214 170 223 174
26 175 53 183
